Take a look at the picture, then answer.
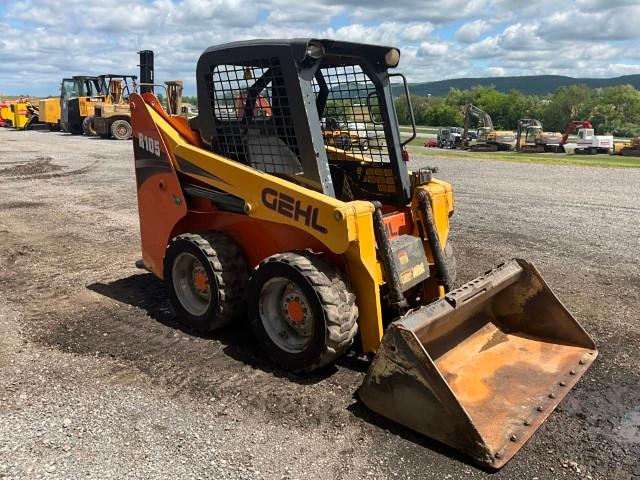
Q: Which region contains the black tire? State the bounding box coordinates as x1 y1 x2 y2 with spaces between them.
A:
82 115 96 135
248 252 358 372
111 119 132 140
163 232 248 331
444 242 457 287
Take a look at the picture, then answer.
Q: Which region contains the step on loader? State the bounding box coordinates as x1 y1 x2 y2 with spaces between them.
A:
129 41 597 469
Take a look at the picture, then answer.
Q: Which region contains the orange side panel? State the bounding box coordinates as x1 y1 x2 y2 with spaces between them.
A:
173 210 341 269
381 207 414 238
130 93 187 278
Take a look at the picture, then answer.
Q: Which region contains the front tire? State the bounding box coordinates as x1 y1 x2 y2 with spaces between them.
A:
164 232 248 331
248 252 358 372
82 115 96 135
111 119 132 140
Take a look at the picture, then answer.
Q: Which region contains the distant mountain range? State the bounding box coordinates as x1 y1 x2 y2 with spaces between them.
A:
394 75 640 97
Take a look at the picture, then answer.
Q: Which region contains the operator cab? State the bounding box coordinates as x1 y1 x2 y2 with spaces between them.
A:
98 74 137 103
196 39 414 206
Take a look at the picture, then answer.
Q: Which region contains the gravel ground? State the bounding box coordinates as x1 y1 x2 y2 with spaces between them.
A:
0 129 639 479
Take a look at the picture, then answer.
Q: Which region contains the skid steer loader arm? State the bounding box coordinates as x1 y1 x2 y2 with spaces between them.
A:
359 259 597 468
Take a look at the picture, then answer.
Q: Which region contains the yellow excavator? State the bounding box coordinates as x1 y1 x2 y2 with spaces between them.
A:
516 119 563 153
129 41 596 469
617 136 640 156
462 103 516 151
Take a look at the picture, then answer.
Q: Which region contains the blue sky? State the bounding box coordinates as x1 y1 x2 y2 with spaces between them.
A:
1 0 639 96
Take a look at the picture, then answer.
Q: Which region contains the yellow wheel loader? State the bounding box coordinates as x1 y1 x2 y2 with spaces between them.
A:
61 76 106 134
39 78 87 131
89 74 137 139
129 41 596 469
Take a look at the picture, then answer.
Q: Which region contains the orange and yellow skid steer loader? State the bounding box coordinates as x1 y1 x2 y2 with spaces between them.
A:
129 41 596 468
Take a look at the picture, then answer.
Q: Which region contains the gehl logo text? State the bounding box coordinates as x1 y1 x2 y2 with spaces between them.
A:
261 188 328 233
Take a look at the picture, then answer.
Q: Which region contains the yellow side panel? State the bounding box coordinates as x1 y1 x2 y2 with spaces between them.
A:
344 213 384 354
12 103 29 128
0 105 12 121
79 97 106 117
39 98 61 124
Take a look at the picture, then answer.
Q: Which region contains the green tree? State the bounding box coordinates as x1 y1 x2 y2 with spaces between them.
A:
421 98 463 126
541 84 592 131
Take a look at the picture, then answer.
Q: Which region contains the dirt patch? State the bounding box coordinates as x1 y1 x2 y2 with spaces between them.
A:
0 157 63 176
0 201 45 209
0 156 97 179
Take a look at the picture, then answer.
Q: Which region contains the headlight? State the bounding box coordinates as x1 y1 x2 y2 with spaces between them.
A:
306 41 325 59
384 48 400 67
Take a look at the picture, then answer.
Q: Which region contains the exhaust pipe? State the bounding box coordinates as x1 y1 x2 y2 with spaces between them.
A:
138 50 154 94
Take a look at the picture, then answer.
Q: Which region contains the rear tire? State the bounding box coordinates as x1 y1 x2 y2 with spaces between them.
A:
111 119 132 140
164 232 248 331
248 252 358 372
82 115 96 135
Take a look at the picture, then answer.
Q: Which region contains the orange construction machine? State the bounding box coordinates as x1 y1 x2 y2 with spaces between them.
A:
129 42 596 469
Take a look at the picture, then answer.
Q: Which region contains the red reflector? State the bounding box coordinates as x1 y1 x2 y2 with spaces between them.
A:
402 148 409 162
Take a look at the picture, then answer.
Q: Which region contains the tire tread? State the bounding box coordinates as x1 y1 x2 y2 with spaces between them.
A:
253 251 358 371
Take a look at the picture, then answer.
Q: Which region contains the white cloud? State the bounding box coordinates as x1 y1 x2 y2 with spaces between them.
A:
418 40 451 57
455 20 491 43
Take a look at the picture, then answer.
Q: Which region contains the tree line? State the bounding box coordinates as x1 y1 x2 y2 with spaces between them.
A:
394 84 640 137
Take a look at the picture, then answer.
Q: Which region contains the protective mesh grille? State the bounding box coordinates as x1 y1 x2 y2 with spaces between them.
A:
313 64 390 165
205 58 302 176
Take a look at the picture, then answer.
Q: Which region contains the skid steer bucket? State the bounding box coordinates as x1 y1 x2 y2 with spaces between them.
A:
359 259 597 469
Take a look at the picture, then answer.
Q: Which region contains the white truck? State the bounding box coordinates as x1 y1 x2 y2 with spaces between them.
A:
575 128 614 154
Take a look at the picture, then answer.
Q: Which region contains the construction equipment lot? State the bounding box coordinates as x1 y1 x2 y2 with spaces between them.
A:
0 129 638 479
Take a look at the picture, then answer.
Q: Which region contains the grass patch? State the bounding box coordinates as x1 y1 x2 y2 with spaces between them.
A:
402 142 640 168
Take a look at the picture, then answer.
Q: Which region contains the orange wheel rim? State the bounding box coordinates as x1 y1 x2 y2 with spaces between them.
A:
194 271 208 291
286 300 305 323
